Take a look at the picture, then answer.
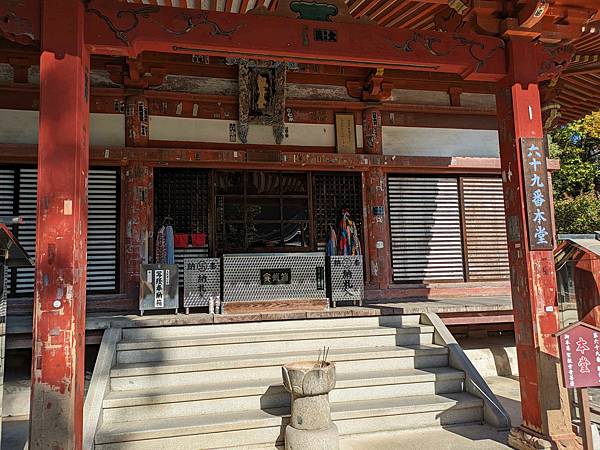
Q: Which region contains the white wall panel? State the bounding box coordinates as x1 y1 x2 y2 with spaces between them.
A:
90 113 125 146
150 116 362 148
0 110 124 146
0 109 38 144
383 126 500 158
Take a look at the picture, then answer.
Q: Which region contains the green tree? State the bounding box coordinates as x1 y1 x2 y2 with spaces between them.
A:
550 114 600 234
554 192 600 234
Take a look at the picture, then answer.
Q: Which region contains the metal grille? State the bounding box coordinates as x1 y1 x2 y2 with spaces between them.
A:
174 247 209 289
313 173 363 251
0 166 120 295
183 257 220 307
329 255 363 306
388 176 465 283
462 177 510 281
154 168 210 235
223 253 326 302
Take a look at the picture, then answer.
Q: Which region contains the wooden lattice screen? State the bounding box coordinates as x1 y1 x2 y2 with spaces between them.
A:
154 168 210 235
313 172 363 250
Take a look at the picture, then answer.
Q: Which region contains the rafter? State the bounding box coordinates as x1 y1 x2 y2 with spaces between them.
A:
399 3 441 29
239 0 251 13
387 3 424 27
374 0 411 25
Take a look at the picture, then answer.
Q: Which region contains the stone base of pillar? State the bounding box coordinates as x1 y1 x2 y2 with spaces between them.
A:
508 426 582 450
285 423 339 450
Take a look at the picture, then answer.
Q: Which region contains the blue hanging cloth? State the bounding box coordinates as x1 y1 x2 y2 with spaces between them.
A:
165 225 175 265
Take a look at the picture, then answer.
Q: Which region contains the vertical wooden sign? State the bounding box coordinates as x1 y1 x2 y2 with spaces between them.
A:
335 113 356 153
520 137 553 250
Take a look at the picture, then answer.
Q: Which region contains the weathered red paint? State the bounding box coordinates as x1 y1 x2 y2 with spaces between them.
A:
125 94 150 147
0 0 40 46
557 321 600 389
498 38 579 449
82 0 506 81
29 1 89 449
573 254 600 326
124 161 153 298
362 108 382 155
363 167 391 289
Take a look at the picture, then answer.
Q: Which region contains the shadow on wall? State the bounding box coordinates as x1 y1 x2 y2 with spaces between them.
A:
1 417 28 450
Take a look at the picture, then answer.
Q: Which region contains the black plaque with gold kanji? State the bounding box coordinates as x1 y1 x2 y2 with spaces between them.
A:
520 137 553 251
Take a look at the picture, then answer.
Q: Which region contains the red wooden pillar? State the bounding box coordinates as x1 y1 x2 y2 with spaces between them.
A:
361 100 391 292
362 108 382 155
497 38 580 450
124 161 153 298
29 1 89 449
124 95 152 298
125 94 149 148
362 108 390 289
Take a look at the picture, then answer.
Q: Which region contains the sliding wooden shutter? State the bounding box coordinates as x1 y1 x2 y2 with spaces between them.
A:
461 177 510 281
388 176 465 283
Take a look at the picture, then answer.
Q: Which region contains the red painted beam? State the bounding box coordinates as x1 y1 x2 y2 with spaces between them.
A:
29 1 89 449
82 0 507 81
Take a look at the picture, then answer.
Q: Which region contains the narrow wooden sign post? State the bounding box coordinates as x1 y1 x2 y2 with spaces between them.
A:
556 320 600 450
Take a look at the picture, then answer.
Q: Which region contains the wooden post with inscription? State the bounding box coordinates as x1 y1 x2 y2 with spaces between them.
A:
497 37 581 450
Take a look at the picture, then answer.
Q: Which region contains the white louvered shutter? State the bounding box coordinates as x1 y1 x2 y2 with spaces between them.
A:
87 169 119 292
461 177 510 281
0 166 119 295
15 168 37 294
388 176 465 283
0 168 16 296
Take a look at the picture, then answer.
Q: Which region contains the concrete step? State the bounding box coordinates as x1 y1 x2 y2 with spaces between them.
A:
110 344 449 391
101 367 465 422
95 393 483 449
121 314 421 341
116 325 434 364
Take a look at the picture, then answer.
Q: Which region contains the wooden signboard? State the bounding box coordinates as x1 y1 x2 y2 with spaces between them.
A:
520 137 553 250
335 113 356 154
557 321 600 389
556 320 600 450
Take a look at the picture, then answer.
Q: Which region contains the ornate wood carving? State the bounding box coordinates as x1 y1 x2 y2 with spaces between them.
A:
346 69 393 101
389 31 505 76
84 0 506 80
0 0 40 45
125 58 167 88
518 0 550 29
434 7 470 34
83 2 160 44
249 0 370 24
236 60 288 145
537 44 574 82
83 0 241 46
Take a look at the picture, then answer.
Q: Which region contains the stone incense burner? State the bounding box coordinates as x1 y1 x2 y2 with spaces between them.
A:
282 361 339 450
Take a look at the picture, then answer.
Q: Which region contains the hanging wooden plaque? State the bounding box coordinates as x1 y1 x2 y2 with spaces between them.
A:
520 137 553 251
335 113 356 154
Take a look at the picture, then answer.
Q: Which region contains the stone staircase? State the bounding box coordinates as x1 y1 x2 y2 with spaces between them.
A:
94 315 486 449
